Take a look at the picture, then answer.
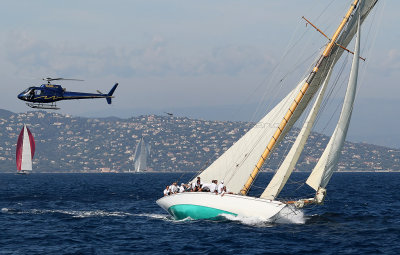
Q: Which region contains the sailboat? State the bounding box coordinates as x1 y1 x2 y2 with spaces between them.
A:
16 124 35 174
157 0 378 221
132 137 151 172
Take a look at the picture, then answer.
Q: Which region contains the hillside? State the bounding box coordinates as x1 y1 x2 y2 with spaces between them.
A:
0 110 399 172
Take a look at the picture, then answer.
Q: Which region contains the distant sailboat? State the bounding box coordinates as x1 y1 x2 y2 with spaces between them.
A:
16 124 35 174
133 137 151 172
157 0 378 221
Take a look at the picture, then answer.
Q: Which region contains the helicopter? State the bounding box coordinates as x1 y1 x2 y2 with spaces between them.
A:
18 78 118 110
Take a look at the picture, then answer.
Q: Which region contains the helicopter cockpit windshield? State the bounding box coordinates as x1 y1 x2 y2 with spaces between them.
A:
21 87 33 94
18 87 40 100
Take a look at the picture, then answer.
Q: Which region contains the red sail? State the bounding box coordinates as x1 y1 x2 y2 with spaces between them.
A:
15 125 35 171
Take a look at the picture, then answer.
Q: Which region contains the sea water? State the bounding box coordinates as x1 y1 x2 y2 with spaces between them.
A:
0 172 399 254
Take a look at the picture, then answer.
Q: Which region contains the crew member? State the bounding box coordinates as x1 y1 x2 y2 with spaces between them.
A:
169 182 178 194
217 180 225 194
163 185 170 196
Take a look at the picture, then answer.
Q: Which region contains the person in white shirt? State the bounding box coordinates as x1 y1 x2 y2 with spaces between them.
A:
179 183 185 193
217 180 225 194
209 180 217 193
201 183 211 192
163 185 170 196
169 182 178 194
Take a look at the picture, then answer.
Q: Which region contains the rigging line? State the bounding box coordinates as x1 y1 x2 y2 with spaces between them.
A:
240 38 328 182
250 24 308 123
251 11 323 124
312 50 349 131
244 18 309 124
301 55 349 173
249 184 266 190
247 46 332 195
241 47 324 177
315 0 336 21
318 55 350 136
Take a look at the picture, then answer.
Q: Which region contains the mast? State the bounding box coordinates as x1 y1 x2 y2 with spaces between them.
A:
240 0 360 195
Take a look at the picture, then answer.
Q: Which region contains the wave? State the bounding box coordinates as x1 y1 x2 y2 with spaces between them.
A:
1 207 133 218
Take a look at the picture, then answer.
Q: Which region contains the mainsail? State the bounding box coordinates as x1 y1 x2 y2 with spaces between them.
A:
133 137 150 172
16 124 35 172
306 12 362 196
194 0 377 195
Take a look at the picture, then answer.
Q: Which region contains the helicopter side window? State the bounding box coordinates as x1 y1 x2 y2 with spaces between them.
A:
35 90 43 96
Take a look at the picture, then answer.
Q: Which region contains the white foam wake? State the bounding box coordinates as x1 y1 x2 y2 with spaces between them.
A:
1 208 133 218
220 213 275 227
273 206 306 224
134 213 170 220
134 213 194 222
219 206 306 226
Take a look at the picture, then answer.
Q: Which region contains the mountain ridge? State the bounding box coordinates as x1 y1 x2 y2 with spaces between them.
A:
0 109 399 172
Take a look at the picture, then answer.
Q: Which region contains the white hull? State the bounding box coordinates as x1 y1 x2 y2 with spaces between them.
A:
157 192 302 222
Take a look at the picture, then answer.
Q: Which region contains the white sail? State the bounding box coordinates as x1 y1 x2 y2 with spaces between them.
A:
260 67 333 200
306 13 361 192
193 0 377 195
21 126 33 171
133 137 150 172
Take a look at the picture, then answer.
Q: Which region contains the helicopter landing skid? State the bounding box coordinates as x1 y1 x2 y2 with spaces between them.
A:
26 102 60 110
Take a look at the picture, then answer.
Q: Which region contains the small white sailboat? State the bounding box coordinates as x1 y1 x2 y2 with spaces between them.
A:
16 124 35 174
157 0 378 221
132 137 151 172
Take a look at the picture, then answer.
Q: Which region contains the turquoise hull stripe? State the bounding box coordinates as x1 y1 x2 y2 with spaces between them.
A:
168 204 237 220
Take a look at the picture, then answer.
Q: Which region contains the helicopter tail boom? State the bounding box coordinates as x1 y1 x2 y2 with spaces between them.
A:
106 83 118 104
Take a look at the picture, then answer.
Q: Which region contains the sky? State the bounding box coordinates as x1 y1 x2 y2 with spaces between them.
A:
0 0 399 148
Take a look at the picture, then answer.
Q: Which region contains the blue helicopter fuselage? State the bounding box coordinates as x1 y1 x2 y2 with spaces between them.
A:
18 83 118 104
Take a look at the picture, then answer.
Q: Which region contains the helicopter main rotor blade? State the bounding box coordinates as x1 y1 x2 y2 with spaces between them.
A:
43 77 84 82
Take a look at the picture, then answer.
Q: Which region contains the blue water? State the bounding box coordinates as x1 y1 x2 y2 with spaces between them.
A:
0 172 399 254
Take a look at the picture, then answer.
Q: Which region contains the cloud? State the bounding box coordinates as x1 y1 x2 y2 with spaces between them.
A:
4 32 275 79
384 49 400 72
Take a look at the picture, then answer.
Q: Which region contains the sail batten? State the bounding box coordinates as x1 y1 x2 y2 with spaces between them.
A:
306 11 362 192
